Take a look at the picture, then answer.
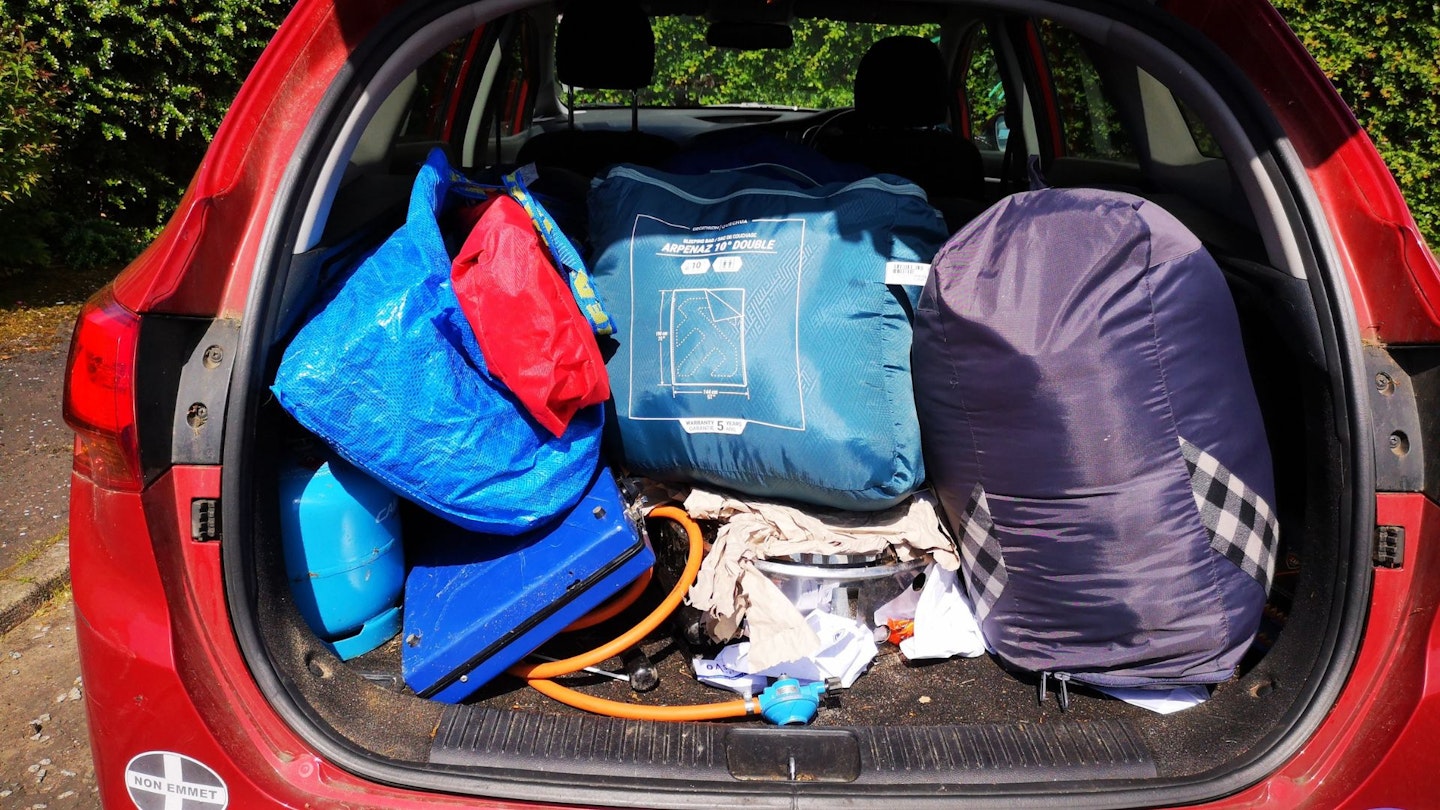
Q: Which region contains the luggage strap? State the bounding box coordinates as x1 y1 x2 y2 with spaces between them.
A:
503 170 615 336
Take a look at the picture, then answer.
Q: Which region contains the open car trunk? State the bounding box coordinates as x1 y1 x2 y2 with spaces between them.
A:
222 1 1371 806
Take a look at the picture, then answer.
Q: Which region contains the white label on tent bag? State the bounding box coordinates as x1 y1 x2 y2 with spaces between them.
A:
885 261 932 287
680 418 748 435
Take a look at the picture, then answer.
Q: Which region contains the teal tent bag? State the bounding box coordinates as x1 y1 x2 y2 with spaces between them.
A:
273 150 602 534
589 164 949 510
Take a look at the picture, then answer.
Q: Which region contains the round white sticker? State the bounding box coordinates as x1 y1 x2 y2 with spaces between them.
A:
125 751 229 810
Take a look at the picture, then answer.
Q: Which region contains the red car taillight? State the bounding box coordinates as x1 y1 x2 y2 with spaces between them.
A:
63 288 143 492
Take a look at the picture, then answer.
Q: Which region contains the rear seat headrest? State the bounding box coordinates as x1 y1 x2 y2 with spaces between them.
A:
854 35 950 128
556 2 655 90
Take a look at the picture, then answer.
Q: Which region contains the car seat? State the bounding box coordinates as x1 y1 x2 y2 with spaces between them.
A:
814 35 985 226
515 1 677 177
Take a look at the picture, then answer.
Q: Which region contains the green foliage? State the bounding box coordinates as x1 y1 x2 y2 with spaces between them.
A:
0 23 57 203
963 33 1004 126
1037 20 1136 161
0 22 61 265
576 17 934 109
0 0 289 270
1271 0 1440 250
0 1 1434 271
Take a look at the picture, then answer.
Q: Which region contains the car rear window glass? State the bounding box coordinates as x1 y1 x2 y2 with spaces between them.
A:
568 16 939 109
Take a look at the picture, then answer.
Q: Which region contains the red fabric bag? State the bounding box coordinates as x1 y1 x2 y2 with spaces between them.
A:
450 195 609 437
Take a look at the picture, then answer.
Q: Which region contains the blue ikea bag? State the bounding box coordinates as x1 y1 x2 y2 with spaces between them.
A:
589 164 949 510
273 150 603 535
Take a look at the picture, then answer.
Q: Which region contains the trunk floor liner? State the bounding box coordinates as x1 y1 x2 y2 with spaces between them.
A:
415 631 1165 784
429 706 1159 785
352 597 1168 729
449 635 1161 728
345 601 1256 782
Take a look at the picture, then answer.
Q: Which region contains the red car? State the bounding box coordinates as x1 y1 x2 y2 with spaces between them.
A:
63 0 1439 807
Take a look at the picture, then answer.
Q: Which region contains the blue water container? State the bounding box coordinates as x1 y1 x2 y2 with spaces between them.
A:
279 457 404 660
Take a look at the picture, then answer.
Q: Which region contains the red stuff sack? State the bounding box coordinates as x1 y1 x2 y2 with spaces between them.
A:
450 195 609 437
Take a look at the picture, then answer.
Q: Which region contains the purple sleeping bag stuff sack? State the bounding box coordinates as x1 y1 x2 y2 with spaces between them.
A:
913 188 1277 688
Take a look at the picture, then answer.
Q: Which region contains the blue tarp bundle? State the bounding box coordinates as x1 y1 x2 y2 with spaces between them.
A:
913 188 1277 687
589 164 949 510
273 150 602 535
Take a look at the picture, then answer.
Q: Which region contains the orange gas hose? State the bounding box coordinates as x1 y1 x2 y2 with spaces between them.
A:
511 505 703 680
562 567 653 632
525 677 751 721
514 506 758 722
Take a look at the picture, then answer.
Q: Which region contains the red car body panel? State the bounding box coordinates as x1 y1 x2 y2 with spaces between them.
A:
1217 494 1440 809
111 0 401 319
73 482 1440 808
1168 0 1440 344
73 467 555 809
71 0 1440 806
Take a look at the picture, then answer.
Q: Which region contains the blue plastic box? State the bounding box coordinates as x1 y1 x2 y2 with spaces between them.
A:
402 470 654 702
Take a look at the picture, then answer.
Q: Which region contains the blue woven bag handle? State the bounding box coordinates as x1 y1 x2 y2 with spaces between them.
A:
502 170 615 337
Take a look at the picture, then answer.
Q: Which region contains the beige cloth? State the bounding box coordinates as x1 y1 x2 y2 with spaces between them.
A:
684 489 959 670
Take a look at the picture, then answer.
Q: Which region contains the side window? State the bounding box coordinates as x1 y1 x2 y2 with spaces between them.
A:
389 14 538 170
1176 96 1225 159
469 15 539 167
1035 21 1136 162
481 19 538 141
347 29 475 174
395 34 477 145
960 24 1008 154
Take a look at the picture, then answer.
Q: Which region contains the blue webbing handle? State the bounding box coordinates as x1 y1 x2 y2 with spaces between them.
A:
503 170 615 337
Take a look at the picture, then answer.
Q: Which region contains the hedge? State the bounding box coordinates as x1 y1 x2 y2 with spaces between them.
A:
0 2 1434 270
1272 0 1440 252
0 0 290 268
0 21 61 265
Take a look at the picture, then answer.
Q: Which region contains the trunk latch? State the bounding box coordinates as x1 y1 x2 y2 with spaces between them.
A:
1375 525 1405 568
724 727 860 782
192 498 221 541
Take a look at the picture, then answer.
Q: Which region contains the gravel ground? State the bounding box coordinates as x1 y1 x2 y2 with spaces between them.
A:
0 595 97 809
0 272 101 808
0 341 72 584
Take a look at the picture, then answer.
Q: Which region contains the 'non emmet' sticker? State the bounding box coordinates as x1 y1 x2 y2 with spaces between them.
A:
885 261 932 287
125 751 229 810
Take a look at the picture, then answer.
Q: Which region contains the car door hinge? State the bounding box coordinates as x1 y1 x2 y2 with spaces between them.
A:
1374 525 1405 569
192 498 221 541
